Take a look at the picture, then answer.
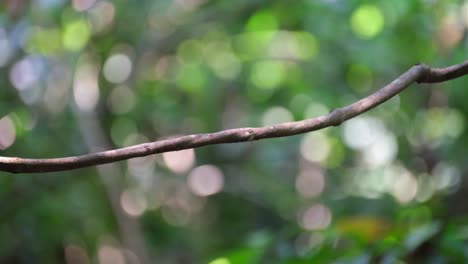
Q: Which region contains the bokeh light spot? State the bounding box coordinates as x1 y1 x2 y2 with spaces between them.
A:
296 167 325 198
208 258 230 264
98 245 125 264
107 85 136 114
299 204 332 230
103 54 133 84
0 116 16 150
300 132 330 163
250 61 286 89
73 63 100 112
63 20 91 51
163 148 196 174
9 56 43 91
246 9 278 32
268 31 319 60
342 116 378 150
392 169 418 204
27 27 62 55
176 63 207 94
188 165 224 196
72 0 97 11
350 5 384 39
121 188 147 217
262 106 293 126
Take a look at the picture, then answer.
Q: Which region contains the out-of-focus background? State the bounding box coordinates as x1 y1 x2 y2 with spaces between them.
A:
1 0 468 263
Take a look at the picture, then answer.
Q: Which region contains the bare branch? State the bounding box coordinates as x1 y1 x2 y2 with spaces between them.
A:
1 61 467 173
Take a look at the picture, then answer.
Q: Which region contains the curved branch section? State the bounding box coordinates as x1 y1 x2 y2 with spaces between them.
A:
1 61 467 173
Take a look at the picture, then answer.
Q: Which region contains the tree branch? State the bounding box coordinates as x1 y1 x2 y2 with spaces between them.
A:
1 62 467 173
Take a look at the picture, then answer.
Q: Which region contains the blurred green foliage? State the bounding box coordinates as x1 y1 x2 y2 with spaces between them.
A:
1 0 468 263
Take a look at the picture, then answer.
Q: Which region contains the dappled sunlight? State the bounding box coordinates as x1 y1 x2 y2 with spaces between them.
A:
162 148 196 174
188 165 224 196
2 0 468 262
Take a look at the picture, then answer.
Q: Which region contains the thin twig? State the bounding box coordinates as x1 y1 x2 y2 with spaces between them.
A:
1 62 467 173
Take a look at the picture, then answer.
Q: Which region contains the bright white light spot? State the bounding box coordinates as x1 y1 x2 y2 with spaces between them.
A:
300 132 330 163
103 54 132 84
9 56 42 91
295 167 325 198
98 245 125 264
262 106 293 126
342 116 380 150
188 165 224 196
72 0 96 11
107 85 136 114
73 63 100 112
362 130 397 166
120 188 147 217
162 148 195 174
299 204 332 230
0 116 15 150
392 169 418 204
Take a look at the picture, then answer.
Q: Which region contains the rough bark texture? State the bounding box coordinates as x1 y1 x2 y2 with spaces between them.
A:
1 62 468 173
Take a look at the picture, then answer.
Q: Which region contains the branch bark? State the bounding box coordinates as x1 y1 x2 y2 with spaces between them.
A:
1 62 467 173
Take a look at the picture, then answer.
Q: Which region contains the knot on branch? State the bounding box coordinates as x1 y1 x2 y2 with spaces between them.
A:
415 63 432 83
329 108 345 127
